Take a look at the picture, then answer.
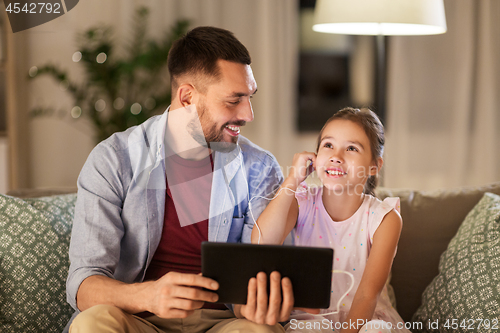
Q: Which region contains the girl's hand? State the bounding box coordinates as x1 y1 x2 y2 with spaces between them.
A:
286 152 316 186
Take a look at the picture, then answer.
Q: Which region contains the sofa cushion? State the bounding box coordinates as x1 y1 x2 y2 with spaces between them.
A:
376 182 500 321
411 192 500 332
0 193 76 333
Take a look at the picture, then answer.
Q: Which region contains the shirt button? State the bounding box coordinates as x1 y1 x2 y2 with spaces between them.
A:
223 219 227 224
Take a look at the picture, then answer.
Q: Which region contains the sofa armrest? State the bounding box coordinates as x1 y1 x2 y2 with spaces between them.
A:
376 182 500 321
6 187 77 198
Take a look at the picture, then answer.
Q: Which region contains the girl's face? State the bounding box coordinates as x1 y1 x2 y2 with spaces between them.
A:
315 119 381 195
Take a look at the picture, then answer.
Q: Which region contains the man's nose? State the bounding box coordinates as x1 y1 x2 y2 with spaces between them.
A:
238 99 254 123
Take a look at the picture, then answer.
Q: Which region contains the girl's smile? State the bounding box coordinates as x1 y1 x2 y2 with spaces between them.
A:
325 167 347 177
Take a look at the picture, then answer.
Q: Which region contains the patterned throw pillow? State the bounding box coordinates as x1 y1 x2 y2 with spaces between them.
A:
412 192 500 333
0 193 77 333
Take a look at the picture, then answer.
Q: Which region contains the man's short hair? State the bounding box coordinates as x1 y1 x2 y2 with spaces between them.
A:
167 26 251 92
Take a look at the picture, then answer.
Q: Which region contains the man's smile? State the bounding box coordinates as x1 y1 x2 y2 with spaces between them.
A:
224 124 244 137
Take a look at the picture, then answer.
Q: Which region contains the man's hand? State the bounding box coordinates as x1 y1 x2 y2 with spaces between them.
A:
147 272 219 318
77 272 219 318
235 271 294 325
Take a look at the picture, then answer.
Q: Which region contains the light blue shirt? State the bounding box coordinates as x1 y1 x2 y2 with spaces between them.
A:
66 108 283 316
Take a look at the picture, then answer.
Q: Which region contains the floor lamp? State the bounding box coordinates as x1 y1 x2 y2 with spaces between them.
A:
312 0 447 125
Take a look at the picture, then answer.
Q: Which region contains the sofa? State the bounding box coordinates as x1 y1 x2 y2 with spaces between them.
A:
1 182 500 332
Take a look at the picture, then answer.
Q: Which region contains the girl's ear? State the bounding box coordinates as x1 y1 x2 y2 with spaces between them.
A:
369 157 383 176
177 84 195 107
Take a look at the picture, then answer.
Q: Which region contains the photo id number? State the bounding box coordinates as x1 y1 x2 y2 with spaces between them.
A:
6 2 62 14
444 318 499 330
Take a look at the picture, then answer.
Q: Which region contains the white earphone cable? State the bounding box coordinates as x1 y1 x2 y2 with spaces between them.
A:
247 186 304 245
314 269 355 317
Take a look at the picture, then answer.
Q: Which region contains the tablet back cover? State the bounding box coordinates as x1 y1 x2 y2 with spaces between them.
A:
201 242 333 308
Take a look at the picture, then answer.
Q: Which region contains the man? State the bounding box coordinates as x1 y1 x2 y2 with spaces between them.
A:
66 26 293 332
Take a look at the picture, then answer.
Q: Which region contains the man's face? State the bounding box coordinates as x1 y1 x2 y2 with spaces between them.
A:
194 60 257 149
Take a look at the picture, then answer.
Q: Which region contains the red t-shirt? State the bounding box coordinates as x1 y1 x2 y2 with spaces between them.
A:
145 152 213 278
143 151 226 311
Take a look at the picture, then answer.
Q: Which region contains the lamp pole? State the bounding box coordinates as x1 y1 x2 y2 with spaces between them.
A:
375 34 386 126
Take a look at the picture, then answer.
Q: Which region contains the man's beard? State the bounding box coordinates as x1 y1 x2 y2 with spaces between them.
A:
188 103 244 153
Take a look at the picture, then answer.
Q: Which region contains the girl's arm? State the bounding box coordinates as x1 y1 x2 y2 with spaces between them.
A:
251 178 299 244
342 209 402 333
251 152 316 245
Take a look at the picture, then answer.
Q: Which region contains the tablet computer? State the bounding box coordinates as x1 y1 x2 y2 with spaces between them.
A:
201 242 333 308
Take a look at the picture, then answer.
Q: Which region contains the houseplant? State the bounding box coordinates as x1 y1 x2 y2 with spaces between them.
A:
29 7 189 143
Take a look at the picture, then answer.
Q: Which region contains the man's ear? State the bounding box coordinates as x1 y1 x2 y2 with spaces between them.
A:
177 84 195 107
369 157 383 176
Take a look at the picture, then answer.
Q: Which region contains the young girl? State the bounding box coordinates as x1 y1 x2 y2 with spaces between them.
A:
252 108 409 333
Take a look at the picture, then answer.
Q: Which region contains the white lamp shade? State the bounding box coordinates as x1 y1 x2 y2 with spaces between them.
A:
313 0 447 35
